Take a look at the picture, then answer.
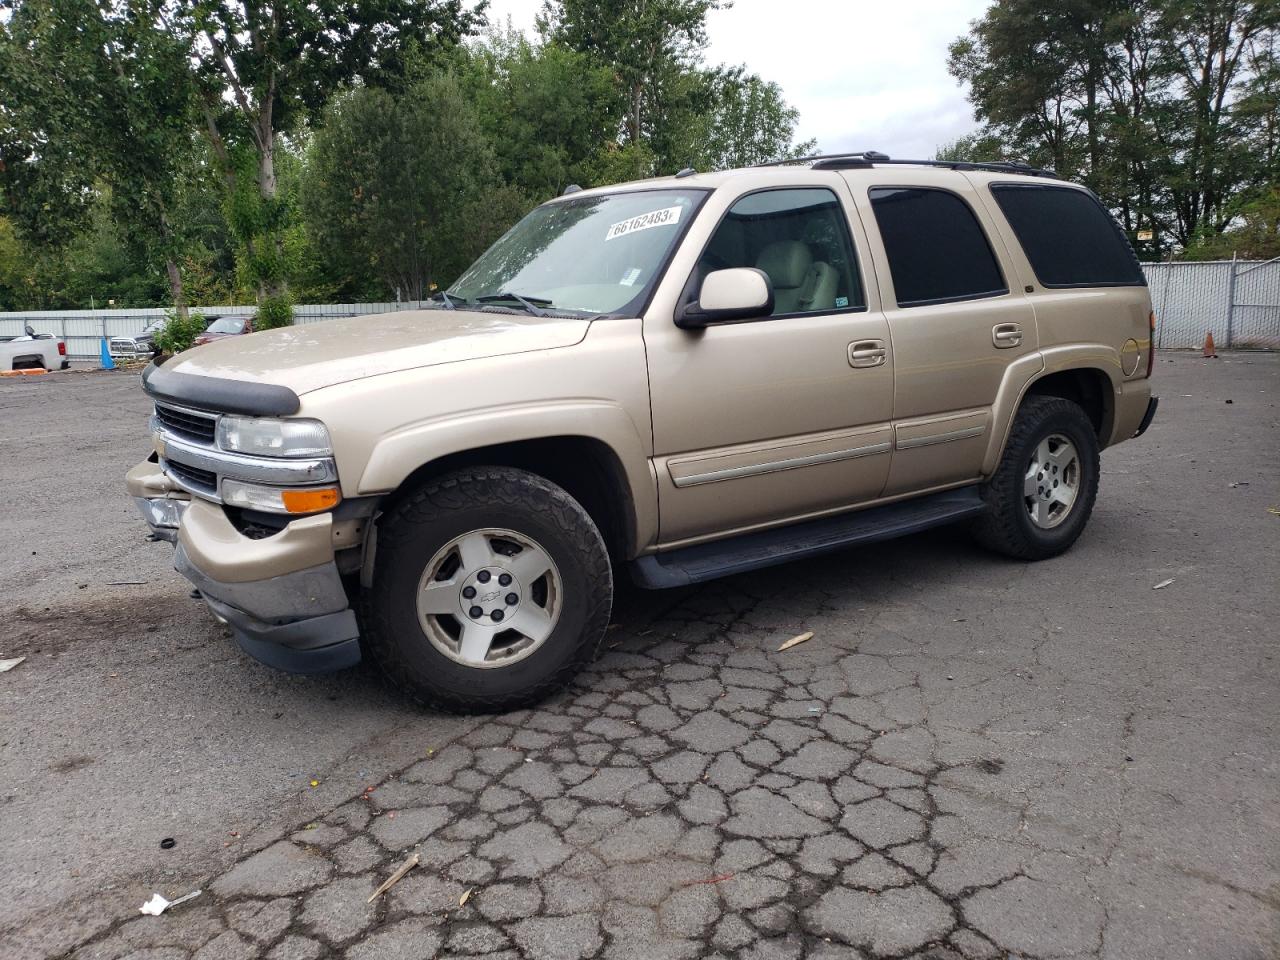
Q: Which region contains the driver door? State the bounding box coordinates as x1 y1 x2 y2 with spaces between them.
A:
643 184 895 545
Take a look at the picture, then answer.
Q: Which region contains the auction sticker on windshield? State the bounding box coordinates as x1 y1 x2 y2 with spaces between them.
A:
606 205 683 241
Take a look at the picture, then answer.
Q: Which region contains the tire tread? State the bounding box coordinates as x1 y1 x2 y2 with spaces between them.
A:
972 395 1100 560
360 467 612 713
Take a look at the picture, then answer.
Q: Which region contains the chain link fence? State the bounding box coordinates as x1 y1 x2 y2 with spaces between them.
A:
1144 258 1280 350
3 262 1278 361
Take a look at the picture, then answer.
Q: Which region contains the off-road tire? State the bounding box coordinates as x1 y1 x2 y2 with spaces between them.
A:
972 395 1100 560
362 467 613 713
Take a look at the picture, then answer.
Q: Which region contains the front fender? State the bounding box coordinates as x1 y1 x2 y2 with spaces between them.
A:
357 400 659 552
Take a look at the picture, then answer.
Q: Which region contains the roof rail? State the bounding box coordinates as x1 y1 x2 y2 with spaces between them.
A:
755 151 1055 178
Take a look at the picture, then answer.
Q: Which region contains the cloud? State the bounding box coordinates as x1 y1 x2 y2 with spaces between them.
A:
480 0 987 159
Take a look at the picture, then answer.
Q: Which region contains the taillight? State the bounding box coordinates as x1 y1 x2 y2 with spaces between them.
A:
1146 311 1155 378
58 341 66 356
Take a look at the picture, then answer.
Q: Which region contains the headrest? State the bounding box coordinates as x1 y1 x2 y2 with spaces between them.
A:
755 241 813 289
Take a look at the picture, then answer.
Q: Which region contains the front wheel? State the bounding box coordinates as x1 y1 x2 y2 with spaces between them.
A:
362 467 613 713
972 395 1100 560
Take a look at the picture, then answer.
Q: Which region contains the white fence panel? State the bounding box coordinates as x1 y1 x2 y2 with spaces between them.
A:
2 272 1277 359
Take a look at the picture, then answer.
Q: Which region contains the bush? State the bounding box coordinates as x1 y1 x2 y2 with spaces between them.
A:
256 293 294 330
153 310 208 355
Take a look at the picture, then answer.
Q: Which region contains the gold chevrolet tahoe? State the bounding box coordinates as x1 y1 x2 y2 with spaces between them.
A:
128 153 1158 712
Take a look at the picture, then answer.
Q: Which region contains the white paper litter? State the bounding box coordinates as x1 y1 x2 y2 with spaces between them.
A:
140 890 202 916
1152 578 1175 590
0 657 25 673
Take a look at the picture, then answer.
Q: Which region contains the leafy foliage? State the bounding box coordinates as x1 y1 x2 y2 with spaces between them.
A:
0 0 814 308
948 0 1280 258
153 311 210 355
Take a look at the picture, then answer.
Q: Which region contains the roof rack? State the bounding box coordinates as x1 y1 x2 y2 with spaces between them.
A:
755 151 1055 178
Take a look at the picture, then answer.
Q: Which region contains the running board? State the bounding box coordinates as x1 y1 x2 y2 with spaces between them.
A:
630 487 987 589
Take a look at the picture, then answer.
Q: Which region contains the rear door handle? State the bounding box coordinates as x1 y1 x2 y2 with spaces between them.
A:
992 323 1023 348
848 339 886 368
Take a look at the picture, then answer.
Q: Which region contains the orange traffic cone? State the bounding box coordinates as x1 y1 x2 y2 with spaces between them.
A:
1203 332 1217 358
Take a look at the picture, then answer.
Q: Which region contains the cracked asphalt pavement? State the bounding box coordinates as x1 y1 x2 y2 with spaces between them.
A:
1 352 1278 960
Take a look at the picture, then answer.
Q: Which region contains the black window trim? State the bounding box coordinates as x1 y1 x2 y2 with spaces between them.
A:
988 181 1147 290
677 185 870 326
868 184 1011 309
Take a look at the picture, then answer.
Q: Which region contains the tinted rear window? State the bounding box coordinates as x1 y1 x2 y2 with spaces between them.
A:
869 187 1007 307
991 184 1145 287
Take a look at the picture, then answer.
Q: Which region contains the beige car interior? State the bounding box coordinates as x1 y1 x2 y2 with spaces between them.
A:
754 240 838 314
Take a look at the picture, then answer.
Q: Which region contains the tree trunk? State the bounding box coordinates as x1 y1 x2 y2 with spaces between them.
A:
165 259 189 321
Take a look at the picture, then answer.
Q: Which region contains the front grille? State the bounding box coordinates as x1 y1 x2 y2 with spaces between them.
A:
164 458 217 494
155 403 216 444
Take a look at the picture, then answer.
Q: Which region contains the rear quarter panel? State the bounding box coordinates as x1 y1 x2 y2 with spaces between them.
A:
967 172 1154 456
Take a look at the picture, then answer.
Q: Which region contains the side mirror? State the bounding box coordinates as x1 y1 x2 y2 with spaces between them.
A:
24 324 35 337
677 268 774 329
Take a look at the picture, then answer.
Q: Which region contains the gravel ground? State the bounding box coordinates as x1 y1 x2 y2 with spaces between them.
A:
0 353 1277 960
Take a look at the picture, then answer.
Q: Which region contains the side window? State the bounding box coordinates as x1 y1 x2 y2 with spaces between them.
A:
990 184 1145 287
869 187 1008 307
693 188 864 316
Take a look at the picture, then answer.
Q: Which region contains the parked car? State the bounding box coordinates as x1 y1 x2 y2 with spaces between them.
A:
193 315 252 346
129 152 1158 712
1 326 69 371
110 317 169 359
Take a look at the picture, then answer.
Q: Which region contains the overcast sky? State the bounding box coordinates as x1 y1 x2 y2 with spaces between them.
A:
481 0 990 160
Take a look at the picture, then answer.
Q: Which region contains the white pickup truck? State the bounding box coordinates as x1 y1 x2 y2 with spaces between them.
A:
0 327 69 371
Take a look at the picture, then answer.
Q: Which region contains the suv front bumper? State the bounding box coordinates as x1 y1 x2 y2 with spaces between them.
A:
128 458 361 673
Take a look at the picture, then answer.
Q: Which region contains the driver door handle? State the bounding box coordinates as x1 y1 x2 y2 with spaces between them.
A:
848 340 886 368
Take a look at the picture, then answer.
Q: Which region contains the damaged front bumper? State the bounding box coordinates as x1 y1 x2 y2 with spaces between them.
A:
128 458 361 673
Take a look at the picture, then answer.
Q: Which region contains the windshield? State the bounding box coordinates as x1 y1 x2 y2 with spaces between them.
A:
206 317 247 335
448 189 707 315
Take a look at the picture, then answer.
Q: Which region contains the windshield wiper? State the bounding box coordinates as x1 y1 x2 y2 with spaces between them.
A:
475 292 552 317
430 291 466 310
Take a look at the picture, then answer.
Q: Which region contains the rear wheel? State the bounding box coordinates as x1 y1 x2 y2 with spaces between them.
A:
972 395 1100 560
362 467 612 713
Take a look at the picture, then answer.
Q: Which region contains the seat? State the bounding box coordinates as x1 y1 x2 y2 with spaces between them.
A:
755 241 839 314
797 260 838 312
756 241 812 314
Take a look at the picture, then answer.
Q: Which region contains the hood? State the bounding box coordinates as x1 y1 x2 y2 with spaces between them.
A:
166 309 592 394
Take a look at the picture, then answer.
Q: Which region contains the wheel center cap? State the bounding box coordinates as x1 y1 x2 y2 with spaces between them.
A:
459 566 520 624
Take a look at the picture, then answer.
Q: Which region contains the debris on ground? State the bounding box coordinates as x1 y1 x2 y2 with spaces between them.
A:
368 851 419 903
159 838 175 850
0 657 25 673
459 888 473 907
1153 579 1176 590
1230 482 1249 488
777 631 813 652
139 890 201 916
105 580 147 586
686 872 734 885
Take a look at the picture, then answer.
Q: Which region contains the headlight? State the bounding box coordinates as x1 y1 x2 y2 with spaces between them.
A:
216 416 332 458
221 479 341 514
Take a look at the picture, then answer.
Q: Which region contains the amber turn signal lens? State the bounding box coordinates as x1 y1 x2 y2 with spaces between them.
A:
281 487 341 514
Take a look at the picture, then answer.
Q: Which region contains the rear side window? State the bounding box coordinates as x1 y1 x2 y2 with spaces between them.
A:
991 184 1145 287
869 187 1008 307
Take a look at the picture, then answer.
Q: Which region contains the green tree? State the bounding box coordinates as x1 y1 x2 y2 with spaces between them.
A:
166 0 483 325
455 29 622 198
0 0 200 314
303 74 528 300
949 0 1280 255
539 0 727 175
664 67 814 170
